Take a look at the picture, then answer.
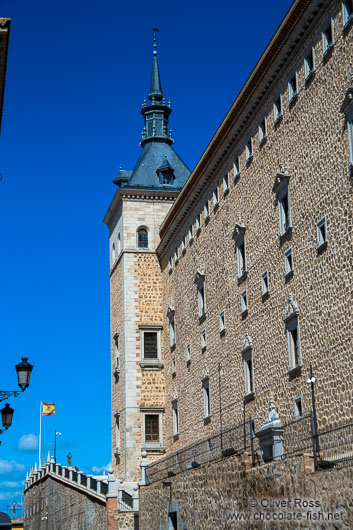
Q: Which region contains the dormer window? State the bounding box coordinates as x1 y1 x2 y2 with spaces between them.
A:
138 228 148 249
156 156 175 185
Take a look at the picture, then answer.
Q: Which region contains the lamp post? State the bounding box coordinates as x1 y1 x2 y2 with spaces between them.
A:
0 357 33 437
54 431 62 463
307 363 320 455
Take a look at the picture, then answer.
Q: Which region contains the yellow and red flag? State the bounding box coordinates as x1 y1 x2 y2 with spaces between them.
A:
42 402 55 416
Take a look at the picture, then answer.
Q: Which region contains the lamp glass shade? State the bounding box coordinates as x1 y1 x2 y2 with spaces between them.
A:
1 403 14 427
15 357 33 390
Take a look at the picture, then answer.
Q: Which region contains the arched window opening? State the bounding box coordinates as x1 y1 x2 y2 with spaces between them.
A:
138 228 148 249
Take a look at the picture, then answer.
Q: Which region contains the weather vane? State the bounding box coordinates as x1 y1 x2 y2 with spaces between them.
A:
153 28 159 55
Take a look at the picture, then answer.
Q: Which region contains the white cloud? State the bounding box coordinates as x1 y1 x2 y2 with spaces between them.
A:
0 489 23 501
0 459 25 475
91 462 111 474
18 433 38 451
0 480 24 489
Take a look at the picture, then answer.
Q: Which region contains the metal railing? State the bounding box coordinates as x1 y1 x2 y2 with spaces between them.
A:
146 414 353 484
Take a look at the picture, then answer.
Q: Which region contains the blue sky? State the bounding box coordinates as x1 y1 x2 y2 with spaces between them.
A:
0 0 293 516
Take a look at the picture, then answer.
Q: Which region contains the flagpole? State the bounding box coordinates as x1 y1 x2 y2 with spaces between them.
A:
39 401 42 466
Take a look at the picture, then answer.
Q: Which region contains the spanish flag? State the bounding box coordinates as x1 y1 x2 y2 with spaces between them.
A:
42 402 55 416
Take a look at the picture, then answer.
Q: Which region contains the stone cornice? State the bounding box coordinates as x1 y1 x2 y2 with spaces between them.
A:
157 0 324 257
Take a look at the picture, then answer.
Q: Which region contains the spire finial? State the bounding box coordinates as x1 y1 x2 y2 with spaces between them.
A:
153 28 159 56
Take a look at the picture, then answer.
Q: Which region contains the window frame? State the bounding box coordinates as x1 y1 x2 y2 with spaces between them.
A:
140 326 162 366
259 118 267 144
304 47 315 80
245 138 253 162
273 94 283 123
322 18 334 56
342 1 353 27
142 410 164 449
278 185 291 236
287 318 301 371
174 245 179 264
201 329 207 351
197 279 206 319
137 227 149 249
169 313 176 349
172 400 179 436
223 173 229 194
288 72 298 103
261 271 269 296
236 237 247 280
186 344 191 364
294 396 303 420
241 290 248 314
243 350 254 396
168 256 173 272
196 212 201 233
284 248 294 277
213 186 219 208
233 156 240 179
317 217 327 249
181 234 186 253
202 378 211 419
219 310 225 333
189 223 194 243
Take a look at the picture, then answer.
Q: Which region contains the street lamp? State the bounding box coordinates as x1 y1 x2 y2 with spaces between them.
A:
54 431 62 463
0 357 33 438
0 357 33 402
0 403 14 433
15 357 33 390
307 363 320 455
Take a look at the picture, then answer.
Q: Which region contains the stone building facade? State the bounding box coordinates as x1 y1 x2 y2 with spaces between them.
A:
105 0 353 528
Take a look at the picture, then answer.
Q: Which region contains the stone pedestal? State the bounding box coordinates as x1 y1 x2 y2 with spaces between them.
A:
256 419 283 463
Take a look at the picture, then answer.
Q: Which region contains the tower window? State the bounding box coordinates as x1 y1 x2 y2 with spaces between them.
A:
273 95 282 123
259 118 266 144
304 48 315 80
245 139 253 161
223 173 229 193
322 20 334 55
288 72 298 102
138 228 148 248
343 1 353 26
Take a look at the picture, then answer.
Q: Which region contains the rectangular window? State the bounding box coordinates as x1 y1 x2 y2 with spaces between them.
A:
241 290 248 313
174 246 179 264
259 118 266 144
144 413 161 445
304 47 315 79
243 351 254 395
170 315 176 348
203 378 211 418
294 396 303 419
201 330 206 351
196 212 201 232
322 20 334 55
168 256 173 272
285 248 293 276
144 332 158 359
181 234 186 252
219 311 225 332
287 320 301 369
189 223 194 243
172 401 179 435
115 414 120 453
114 334 119 372
236 238 247 278
186 344 191 363
245 139 253 161
261 271 269 296
317 217 327 248
234 156 240 178
273 95 282 123
223 173 229 193
343 1 353 26
198 281 206 318
204 200 210 220
348 117 353 165
278 186 291 235
213 187 219 208
288 72 298 102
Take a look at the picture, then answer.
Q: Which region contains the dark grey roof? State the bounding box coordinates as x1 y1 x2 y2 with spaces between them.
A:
113 169 132 186
120 141 190 191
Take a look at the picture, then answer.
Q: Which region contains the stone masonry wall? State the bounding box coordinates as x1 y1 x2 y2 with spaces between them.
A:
24 474 106 530
139 452 353 529
159 0 353 457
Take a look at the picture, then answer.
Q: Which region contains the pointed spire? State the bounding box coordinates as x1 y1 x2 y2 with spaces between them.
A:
148 29 164 102
47 451 50 464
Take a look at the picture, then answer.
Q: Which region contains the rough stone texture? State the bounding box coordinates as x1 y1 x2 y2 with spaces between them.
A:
24 474 106 530
139 452 353 529
158 0 353 455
